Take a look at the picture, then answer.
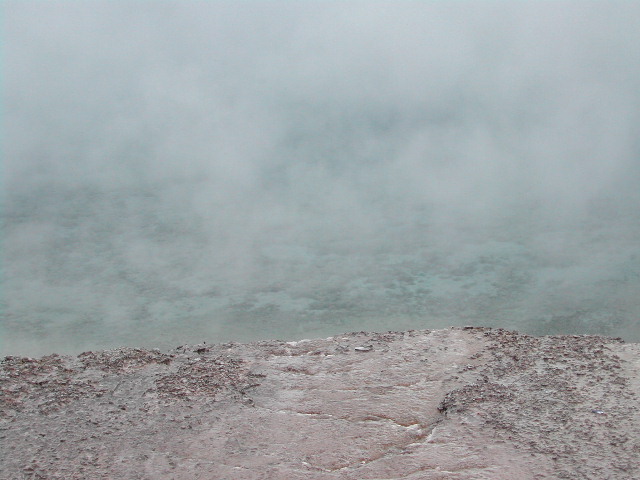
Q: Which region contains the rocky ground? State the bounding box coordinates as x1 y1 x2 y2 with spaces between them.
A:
1 327 639 479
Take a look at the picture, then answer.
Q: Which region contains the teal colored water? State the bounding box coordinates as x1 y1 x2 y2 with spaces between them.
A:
3 183 639 356
4 3 640 355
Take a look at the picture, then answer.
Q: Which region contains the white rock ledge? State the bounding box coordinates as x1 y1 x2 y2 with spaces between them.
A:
1 327 639 479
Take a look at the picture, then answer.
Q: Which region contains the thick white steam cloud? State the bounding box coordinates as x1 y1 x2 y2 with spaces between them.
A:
4 2 640 355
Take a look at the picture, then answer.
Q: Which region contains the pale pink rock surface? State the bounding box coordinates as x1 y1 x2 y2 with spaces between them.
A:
1 327 638 479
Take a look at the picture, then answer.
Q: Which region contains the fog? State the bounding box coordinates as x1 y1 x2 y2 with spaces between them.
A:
3 2 640 356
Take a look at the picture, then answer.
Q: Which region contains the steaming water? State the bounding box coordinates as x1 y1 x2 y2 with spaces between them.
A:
4 183 639 356
3 2 640 356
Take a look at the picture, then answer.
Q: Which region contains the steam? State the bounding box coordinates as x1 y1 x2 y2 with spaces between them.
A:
4 2 640 355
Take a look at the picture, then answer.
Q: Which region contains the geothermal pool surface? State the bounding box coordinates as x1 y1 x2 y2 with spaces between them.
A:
4 2 640 355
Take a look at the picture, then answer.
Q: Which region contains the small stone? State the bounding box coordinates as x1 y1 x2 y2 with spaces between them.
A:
354 345 373 352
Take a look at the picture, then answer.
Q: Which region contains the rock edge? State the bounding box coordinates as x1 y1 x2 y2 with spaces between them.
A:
1 327 639 479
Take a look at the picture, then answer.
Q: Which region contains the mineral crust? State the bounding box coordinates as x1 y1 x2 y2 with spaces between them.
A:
1 327 639 479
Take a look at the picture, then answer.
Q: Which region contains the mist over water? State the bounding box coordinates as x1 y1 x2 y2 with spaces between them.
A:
3 2 640 356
